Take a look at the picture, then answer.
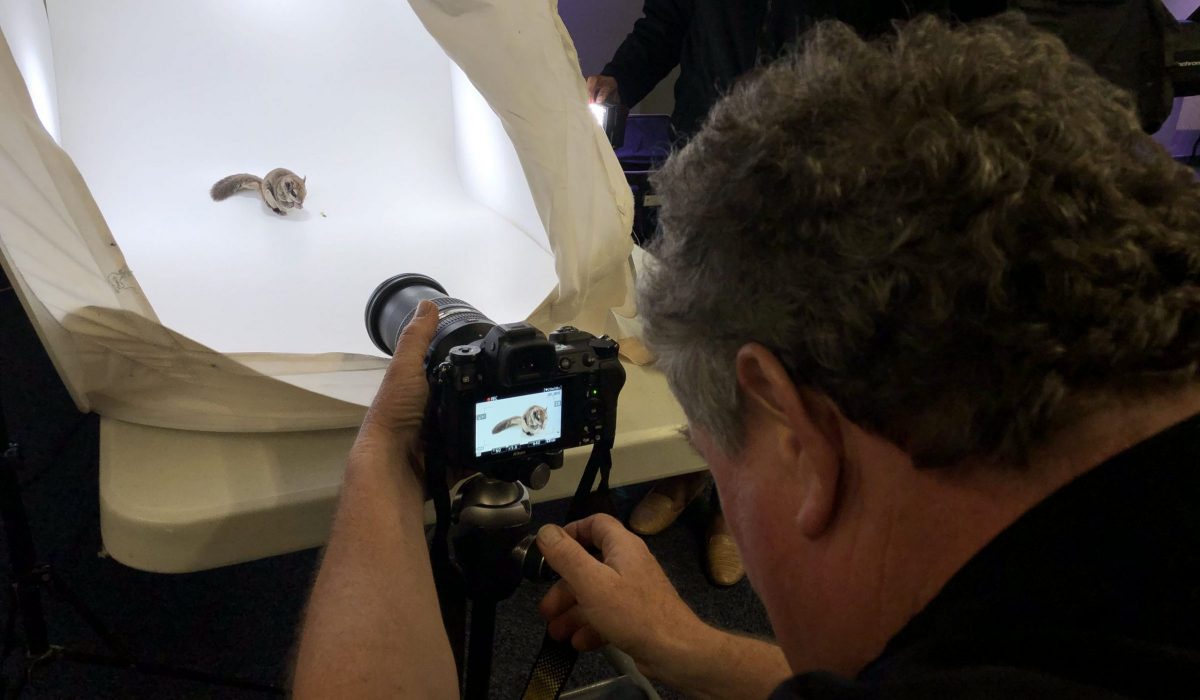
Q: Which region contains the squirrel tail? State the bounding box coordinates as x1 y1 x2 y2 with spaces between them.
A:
492 417 522 434
210 174 262 201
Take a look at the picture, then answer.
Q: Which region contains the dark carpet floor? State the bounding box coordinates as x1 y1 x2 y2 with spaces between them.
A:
0 269 773 698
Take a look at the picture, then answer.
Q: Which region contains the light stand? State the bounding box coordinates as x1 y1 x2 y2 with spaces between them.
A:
0 377 282 696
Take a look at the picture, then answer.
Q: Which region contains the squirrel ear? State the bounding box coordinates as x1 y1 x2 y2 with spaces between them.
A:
302 176 307 183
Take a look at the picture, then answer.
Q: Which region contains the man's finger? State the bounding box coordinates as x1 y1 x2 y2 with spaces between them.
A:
391 299 439 368
570 625 605 653
563 514 634 557
362 300 438 436
537 524 611 590
539 579 578 620
546 605 589 643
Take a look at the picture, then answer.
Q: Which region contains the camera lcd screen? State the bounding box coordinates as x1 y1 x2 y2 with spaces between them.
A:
474 386 564 458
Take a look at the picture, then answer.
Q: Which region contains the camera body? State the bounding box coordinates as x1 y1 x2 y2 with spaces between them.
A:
427 322 625 485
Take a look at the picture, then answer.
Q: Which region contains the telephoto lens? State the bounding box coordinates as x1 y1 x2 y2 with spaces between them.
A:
365 274 495 362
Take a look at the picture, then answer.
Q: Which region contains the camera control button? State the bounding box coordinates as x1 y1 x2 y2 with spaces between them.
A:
582 354 595 367
590 337 620 359
526 463 552 490
450 346 480 365
549 326 580 343
559 358 573 370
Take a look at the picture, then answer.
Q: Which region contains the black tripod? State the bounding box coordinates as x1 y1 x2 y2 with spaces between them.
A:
448 475 558 699
0 380 282 697
428 440 620 700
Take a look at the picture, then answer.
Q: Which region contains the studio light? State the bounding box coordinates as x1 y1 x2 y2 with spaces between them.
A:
589 101 627 148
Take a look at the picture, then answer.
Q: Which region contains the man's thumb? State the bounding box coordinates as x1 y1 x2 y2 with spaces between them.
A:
537 525 600 583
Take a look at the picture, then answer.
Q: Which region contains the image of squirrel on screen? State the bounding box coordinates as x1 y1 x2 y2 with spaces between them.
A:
492 406 548 437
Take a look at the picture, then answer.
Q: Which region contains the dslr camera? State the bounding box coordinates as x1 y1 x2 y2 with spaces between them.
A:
365 273 626 487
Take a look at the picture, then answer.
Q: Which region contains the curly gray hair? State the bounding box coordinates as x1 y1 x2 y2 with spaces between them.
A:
639 14 1200 465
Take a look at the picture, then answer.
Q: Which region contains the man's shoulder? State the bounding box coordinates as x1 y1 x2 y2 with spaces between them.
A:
772 668 1130 699
769 413 1200 700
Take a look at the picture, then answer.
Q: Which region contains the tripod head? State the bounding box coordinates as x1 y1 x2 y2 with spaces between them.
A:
451 475 555 603
422 394 617 699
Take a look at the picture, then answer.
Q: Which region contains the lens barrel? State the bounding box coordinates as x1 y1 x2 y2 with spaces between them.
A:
365 274 495 363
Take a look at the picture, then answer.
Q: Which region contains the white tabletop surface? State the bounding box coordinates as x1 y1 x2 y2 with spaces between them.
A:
100 360 706 573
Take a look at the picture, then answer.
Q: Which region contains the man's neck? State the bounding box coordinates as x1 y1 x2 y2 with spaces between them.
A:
817 384 1200 677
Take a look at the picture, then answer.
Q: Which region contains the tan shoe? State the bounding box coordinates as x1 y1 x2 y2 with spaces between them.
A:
706 511 745 586
628 472 709 535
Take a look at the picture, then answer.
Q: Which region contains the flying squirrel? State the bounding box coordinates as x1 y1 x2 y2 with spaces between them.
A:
210 168 306 215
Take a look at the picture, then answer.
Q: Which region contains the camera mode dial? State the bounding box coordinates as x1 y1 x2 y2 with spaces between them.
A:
449 345 480 365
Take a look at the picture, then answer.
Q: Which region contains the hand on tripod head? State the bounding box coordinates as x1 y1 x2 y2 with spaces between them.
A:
536 514 708 677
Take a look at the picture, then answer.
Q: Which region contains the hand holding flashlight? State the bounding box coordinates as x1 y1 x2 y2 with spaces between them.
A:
585 75 619 105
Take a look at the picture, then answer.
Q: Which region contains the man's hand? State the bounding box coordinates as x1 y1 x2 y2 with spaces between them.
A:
537 515 792 700
348 299 438 481
294 298 458 700
536 515 706 676
586 75 620 104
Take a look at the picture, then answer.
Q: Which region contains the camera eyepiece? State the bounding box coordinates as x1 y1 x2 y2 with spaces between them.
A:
365 273 495 363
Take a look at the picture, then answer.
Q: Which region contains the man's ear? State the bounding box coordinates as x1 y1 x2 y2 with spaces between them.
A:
735 343 843 538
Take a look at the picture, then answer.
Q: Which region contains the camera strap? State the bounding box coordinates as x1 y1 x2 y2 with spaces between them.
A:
521 632 579 700
567 440 614 522
520 441 615 700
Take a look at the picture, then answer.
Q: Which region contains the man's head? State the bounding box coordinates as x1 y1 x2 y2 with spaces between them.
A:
640 14 1200 673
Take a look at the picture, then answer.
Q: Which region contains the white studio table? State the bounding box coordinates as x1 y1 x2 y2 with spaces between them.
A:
100 361 706 573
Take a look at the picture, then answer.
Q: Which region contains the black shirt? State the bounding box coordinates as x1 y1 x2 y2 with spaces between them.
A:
601 0 767 139
1015 0 1173 133
600 1 1002 139
601 1 1169 140
771 412 1200 698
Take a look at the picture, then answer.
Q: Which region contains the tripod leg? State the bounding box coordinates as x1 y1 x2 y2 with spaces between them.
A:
6 663 30 700
0 406 279 695
41 568 131 661
2 585 17 661
464 600 496 700
0 437 50 658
